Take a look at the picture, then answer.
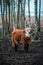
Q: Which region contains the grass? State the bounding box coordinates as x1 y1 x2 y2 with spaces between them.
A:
32 40 40 42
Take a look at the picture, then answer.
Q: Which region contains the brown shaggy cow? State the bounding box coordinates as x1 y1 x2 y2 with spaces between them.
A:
12 28 33 52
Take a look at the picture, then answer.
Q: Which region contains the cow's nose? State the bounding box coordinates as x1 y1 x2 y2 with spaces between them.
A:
25 33 28 37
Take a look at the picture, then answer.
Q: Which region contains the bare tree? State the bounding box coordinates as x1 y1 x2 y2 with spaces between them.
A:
34 0 39 40
38 0 41 32
28 0 30 22
20 0 26 29
17 0 20 28
0 0 5 34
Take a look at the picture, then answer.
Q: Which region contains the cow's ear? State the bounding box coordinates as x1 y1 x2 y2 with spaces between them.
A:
23 30 25 33
12 31 16 35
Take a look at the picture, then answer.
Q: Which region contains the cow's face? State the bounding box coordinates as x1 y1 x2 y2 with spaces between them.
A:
25 27 31 38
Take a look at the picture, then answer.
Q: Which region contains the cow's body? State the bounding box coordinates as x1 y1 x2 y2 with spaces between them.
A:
12 29 33 52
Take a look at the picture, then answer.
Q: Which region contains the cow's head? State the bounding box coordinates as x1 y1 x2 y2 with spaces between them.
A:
24 26 33 38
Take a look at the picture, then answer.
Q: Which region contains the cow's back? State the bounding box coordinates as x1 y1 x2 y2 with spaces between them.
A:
12 29 25 43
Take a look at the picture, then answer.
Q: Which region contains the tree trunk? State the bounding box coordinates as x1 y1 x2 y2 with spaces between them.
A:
28 0 30 22
6 3 7 24
11 3 13 31
0 0 4 34
17 0 20 28
34 0 39 40
20 0 25 29
38 0 41 32
8 4 10 33
24 0 26 20
2 0 5 34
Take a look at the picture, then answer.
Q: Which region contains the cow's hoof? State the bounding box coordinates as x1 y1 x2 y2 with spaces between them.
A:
25 48 29 53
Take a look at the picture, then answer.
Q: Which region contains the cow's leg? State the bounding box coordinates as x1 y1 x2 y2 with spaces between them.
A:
12 42 18 53
15 43 18 52
24 44 29 53
12 37 18 52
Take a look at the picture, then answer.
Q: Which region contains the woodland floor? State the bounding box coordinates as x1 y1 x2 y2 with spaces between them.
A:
0 32 43 65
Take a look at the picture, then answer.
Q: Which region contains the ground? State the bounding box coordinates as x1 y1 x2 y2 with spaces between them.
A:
0 34 43 65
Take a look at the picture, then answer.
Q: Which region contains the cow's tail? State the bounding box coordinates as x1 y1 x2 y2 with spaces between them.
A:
12 33 15 48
